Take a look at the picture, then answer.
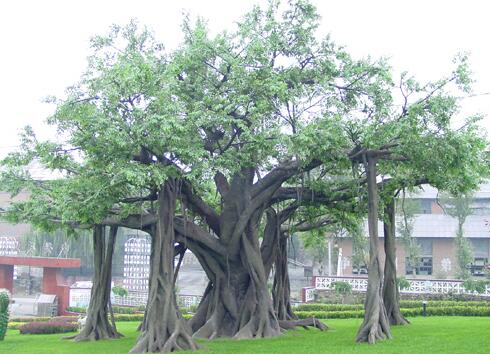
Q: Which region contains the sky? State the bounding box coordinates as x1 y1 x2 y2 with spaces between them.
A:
1 0 489 160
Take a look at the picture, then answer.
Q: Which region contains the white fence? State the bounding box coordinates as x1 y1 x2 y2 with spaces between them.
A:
316 276 490 295
69 282 201 309
301 275 490 302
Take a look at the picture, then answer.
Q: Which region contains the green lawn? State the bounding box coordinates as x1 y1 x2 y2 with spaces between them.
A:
2 317 489 353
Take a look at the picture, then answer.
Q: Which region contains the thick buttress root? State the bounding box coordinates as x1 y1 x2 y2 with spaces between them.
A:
279 318 328 331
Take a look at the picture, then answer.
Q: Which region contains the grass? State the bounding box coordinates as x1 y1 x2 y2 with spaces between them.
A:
1 317 490 353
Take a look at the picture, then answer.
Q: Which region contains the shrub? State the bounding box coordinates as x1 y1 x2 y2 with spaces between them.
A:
19 320 78 335
7 322 27 330
397 277 411 290
296 310 364 319
112 285 129 297
114 314 144 322
463 279 490 294
66 306 86 314
67 306 142 314
0 291 10 341
332 281 352 295
293 304 490 319
10 317 51 323
295 304 363 312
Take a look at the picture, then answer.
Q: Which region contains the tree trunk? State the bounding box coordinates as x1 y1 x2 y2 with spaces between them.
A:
356 157 392 344
130 180 198 353
273 233 296 321
383 197 409 325
67 225 121 341
137 225 156 333
188 236 281 340
188 173 281 340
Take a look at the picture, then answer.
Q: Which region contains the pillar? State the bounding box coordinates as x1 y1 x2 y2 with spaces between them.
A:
0 264 14 293
42 267 69 316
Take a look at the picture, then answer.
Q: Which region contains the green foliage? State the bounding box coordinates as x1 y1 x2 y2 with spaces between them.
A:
18 320 78 335
67 306 140 314
295 300 490 312
332 281 352 295
112 285 129 297
397 195 421 274
441 193 475 279
396 277 411 290
463 279 490 294
0 291 10 341
113 314 144 322
294 301 490 319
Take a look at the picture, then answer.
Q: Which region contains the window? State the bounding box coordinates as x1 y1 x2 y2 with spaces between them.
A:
469 239 489 276
406 239 433 275
420 199 432 214
352 263 368 275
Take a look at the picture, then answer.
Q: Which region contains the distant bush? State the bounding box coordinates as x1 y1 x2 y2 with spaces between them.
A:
112 285 129 297
67 306 142 314
397 277 411 290
114 314 144 322
332 282 352 295
293 303 490 319
19 320 78 335
295 300 490 313
10 317 51 323
296 310 364 319
295 304 363 312
7 322 26 330
463 279 490 294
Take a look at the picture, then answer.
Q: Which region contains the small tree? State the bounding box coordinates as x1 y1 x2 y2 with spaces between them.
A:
397 195 421 276
0 290 10 341
441 194 474 279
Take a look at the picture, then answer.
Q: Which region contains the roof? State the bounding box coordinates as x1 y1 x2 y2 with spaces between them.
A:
409 182 490 199
0 256 81 268
372 214 490 239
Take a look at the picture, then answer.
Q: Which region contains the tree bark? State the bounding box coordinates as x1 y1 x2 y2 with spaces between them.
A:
273 233 296 321
356 157 392 344
130 179 198 353
383 197 409 325
188 172 281 340
67 225 121 341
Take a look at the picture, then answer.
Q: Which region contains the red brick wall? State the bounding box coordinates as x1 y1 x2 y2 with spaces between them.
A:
432 238 457 278
0 264 14 292
339 237 459 278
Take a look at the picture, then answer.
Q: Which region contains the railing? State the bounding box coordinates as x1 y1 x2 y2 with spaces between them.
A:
306 275 490 300
302 287 315 303
178 294 203 308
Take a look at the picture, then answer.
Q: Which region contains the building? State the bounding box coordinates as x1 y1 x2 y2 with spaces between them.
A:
337 183 490 279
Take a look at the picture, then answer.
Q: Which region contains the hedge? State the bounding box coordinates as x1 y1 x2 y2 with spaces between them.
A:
294 306 490 319
295 304 363 312
295 300 490 312
67 306 142 314
19 319 78 335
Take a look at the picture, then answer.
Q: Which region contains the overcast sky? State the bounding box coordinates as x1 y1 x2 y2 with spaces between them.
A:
1 0 489 159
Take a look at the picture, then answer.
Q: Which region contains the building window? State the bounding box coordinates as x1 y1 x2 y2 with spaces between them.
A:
352 263 367 275
469 239 489 276
406 239 433 276
419 199 432 214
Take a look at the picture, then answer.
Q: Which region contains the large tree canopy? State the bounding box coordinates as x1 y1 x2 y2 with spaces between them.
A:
1 0 488 351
